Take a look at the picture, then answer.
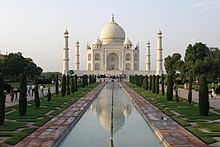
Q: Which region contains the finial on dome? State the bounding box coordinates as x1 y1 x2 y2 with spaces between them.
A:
112 14 114 22
64 28 69 34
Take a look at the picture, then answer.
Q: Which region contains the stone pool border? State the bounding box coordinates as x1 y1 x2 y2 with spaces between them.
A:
120 82 208 147
14 82 106 147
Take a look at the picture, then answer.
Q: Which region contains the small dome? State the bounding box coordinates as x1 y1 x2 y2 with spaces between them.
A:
93 38 102 45
100 17 125 44
76 40 79 44
64 29 69 34
124 38 132 45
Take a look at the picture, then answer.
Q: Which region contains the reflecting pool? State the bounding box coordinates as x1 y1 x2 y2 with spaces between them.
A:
60 82 162 147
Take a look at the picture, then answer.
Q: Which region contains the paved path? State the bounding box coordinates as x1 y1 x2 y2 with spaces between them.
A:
122 83 207 147
14 82 105 147
5 86 56 108
177 88 220 110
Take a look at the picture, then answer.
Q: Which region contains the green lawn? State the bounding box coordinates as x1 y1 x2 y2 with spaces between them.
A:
127 83 220 145
0 83 99 145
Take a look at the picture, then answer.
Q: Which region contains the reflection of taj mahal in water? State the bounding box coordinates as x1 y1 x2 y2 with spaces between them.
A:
62 15 163 76
90 84 132 133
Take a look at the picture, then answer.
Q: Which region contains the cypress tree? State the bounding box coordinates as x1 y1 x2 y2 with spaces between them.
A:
89 75 93 84
66 74 70 95
19 73 27 116
134 75 138 86
55 73 59 95
0 74 5 126
155 75 159 94
199 75 209 116
34 76 40 108
188 75 192 106
152 75 156 94
146 75 149 90
74 75 78 91
149 75 152 91
71 76 75 93
47 87 51 102
139 75 143 87
175 82 179 102
166 74 173 101
94 75 96 83
161 74 165 96
61 75 66 97
143 76 147 90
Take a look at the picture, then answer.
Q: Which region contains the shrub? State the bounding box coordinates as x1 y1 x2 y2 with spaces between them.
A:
143 76 147 90
188 75 192 106
0 74 5 126
55 73 59 96
47 87 51 102
66 75 70 95
152 75 156 94
155 75 159 94
34 76 40 108
199 75 209 116
166 74 173 101
19 74 27 116
61 75 66 97
149 75 152 91
161 74 165 96
82 75 88 88
71 76 74 93
74 75 78 91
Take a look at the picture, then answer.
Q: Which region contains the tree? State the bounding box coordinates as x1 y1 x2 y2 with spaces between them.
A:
199 75 209 116
71 76 75 93
0 74 5 126
74 75 78 92
34 76 40 108
188 75 192 106
55 73 59 95
145 75 149 90
152 75 156 94
0 52 42 81
161 74 165 96
19 73 27 116
174 82 179 102
82 75 88 88
149 75 152 91
61 75 66 97
155 75 159 94
166 74 173 101
143 76 147 90
66 75 70 95
89 75 93 85
47 87 51 102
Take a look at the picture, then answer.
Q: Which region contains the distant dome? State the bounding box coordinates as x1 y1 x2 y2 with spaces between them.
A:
93 38 102 45
100 17 125 44
124 38 132 45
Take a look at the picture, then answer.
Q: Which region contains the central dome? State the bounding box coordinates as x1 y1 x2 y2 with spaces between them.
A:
100 17 125 44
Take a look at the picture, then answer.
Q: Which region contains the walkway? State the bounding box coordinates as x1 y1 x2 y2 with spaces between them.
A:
177 88 220 110
121 83 207 147
14 82 105 147
5 86 56 108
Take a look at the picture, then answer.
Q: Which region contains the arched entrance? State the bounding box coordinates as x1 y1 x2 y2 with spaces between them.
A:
107 53 119 70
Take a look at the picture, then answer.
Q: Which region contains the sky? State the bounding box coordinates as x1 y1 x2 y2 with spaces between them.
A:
0 0 220 72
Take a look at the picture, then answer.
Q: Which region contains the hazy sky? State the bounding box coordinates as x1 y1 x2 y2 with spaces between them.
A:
0 0 220 72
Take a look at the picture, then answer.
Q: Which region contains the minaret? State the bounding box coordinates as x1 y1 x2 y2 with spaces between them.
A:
156 30 163 75
146 41 151 71
62 29 69 75
75 41 80 70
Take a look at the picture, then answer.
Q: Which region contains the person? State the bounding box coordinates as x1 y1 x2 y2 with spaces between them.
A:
40 85 44 96
31 83 35 96
27 84 31 96
13 87 18 100
10 88 14 102
212 87 217 99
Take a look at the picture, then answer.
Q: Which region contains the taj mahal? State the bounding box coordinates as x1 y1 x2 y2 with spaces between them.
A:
62 15 163 76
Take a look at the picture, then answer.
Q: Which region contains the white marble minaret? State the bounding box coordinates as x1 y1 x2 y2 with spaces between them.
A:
146 41 151 71
156 30 163 75
62 29 69 75
75 41 80 70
